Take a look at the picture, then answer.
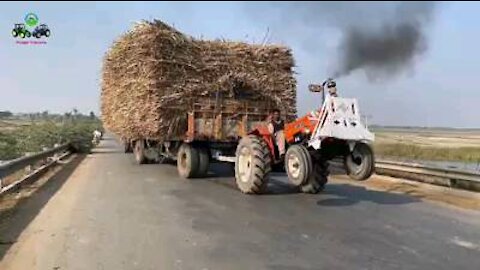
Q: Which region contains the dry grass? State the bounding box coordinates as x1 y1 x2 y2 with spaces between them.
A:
374 143 480 162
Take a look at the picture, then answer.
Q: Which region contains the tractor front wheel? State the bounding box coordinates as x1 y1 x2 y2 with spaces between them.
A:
301 157 329 194
344 142 375 181
285 144 312 187
235 135 271 194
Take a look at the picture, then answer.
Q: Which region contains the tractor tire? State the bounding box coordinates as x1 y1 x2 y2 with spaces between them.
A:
123 141 133 153
134 140 147 165
285 145 312 187
177 143 200 179
235 135 271 194
20 32 25 38
301 157 329 194
26 32 31 38
45 30 50 37
344 142 375 181
196 147 210 177
35 32 41 39
12 30 17 37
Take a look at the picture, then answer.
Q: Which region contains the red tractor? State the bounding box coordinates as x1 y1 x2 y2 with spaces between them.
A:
234 79 375 194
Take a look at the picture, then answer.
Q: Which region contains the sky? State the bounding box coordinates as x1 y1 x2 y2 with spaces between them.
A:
0 1 479 128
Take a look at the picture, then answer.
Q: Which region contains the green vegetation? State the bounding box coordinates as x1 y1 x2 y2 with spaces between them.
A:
374 143 480 163
0 110 103 161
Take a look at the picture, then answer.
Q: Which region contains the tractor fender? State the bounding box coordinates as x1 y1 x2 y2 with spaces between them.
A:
248 124 276 159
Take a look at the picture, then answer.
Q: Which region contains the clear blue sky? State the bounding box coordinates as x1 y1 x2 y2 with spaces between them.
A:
0 1 479 128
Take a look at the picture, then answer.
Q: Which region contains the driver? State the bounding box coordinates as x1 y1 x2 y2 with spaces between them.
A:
268 109 286 158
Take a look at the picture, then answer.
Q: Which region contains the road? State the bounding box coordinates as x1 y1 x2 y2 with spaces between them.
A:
1 136 480 270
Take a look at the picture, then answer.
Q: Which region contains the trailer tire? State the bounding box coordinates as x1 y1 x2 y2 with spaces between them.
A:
197 147 210 177
235 135 271 194
177 143 200 179
124 141 133 153
344 142 375 181
301 157 329 194
134 140 147 164
285 145 312 187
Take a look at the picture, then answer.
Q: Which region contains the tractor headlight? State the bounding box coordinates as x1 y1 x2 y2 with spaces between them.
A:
303 128 311 134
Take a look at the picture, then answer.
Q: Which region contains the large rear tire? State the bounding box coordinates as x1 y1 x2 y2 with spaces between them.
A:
344 143 375 181
235 135 271 194
301 157 329 194
177 143 200 179
285 145 312 187
134 140 146 164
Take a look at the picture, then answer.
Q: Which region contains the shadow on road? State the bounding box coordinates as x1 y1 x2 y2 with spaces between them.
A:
0 155 86 260
317 183 421 207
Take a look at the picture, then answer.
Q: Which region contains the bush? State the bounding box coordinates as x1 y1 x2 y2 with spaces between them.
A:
0 120 103 161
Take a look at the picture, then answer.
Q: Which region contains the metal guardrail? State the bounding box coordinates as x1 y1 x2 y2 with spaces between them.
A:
330 159 480 192
375 159 480 183
0 143 72 195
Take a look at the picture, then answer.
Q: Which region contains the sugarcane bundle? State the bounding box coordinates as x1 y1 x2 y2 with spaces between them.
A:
101 20 297 141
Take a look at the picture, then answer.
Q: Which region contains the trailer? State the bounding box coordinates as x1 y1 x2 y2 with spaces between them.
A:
125 95 289 179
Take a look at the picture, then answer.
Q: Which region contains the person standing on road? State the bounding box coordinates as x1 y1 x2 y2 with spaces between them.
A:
268 109 286 158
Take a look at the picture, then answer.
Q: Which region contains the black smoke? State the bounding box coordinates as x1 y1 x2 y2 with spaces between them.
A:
246 1 437 81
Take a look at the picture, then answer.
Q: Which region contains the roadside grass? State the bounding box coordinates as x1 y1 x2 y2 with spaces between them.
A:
0 120 103 161
374 143 480 163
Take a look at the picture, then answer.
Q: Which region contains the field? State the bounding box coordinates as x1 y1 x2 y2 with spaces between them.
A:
372 127 480 162
0 115 103 161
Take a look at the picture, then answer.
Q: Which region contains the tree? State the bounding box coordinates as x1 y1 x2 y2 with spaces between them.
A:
0 111 13 118
89 111 96 120
41 110 49 119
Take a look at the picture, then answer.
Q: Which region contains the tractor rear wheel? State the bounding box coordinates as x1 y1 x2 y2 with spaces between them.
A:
285 145 312 187
20 32 25 38
177 143 200 179
301 156 329 194
134 140 146 164
45 30 50 37
12 30 17 37
235 135 271 194
344 142 375 181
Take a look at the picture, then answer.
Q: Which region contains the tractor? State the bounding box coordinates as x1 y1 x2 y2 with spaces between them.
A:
32 24 51 38
12 24 31 38
235 79 375 194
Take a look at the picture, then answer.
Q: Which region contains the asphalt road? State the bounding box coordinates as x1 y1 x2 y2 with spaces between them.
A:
1 136 480 270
